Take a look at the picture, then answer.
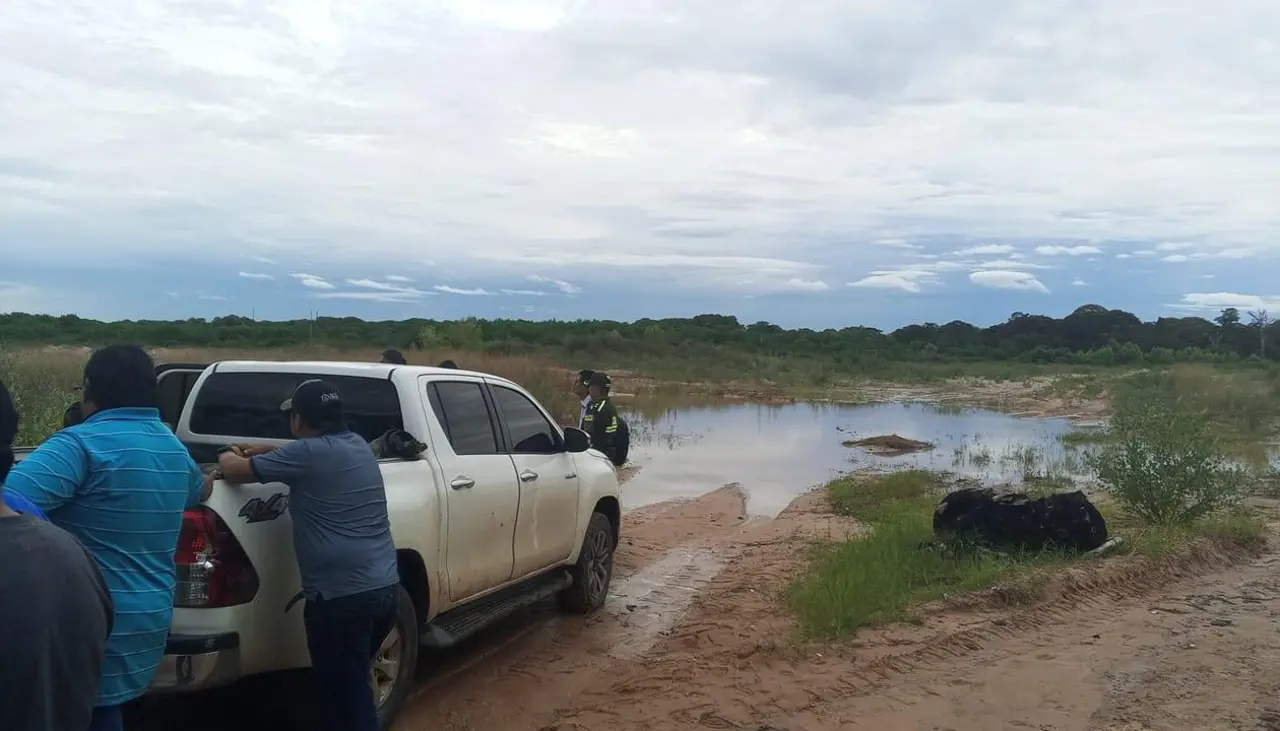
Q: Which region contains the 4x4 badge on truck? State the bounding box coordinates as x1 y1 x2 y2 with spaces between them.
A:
239 492 289 523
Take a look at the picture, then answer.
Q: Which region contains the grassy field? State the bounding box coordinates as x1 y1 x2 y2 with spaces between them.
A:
789 468 1267 640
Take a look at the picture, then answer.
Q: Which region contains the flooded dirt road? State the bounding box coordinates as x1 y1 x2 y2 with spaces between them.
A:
132 401 1280 730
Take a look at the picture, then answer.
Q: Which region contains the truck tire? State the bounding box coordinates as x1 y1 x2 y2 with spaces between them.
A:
558 511 615 614
375 584 420 730
281 584 418 731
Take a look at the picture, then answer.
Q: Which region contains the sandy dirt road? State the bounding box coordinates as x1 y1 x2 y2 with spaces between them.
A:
389 491 1280 731
132 485 1280 731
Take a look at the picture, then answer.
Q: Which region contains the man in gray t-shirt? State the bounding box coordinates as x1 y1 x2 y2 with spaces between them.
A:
215 379 399 731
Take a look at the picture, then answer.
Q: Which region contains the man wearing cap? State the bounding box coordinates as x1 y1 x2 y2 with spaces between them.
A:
215 379 400 731
582 371 623 464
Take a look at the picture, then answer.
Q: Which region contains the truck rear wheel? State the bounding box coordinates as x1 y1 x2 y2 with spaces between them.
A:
375 584 420 730
558 511 615 613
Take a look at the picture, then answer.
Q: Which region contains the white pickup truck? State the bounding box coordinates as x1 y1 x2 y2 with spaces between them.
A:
20 360 623 728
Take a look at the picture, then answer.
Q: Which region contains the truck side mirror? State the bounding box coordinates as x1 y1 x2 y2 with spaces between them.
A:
562 427 590 453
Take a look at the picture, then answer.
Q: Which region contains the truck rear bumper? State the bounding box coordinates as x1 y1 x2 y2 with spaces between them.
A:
149 633 242 693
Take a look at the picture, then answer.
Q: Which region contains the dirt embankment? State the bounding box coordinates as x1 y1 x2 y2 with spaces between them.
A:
132 481 1280 731
390 489 1280 731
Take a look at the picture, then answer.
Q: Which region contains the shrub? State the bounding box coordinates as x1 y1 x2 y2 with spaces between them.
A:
1089 385 1249 524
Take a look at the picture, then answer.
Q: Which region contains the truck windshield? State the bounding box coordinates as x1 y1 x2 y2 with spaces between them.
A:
188 371 403 442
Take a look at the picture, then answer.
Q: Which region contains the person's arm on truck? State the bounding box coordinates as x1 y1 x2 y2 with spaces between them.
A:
187 460 214 507
217 440 310 486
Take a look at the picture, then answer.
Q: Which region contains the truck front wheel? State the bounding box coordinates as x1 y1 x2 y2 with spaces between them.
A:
558 511 615 613
375 584 420 729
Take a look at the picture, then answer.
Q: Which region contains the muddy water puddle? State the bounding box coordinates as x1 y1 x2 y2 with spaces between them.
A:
623 401 1084 517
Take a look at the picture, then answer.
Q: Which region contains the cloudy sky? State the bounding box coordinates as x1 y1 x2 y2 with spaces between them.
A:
1 0 1276 329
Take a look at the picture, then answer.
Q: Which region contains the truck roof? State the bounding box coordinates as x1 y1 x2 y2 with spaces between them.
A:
209 360 520 387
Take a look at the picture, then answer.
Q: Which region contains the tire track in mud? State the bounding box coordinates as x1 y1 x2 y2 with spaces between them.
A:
555 539 1269 731
391 484 751 731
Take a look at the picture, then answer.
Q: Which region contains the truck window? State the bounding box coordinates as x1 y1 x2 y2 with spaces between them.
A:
491 385 560 454
189 372 403 442
428 382 499 456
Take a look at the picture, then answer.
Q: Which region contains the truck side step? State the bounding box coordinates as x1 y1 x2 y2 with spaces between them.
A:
420 569 573 649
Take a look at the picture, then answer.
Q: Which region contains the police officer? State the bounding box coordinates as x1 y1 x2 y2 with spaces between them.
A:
573 369 594 428
582 371 623 464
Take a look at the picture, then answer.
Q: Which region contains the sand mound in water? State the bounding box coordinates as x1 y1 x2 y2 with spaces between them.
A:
843 434 935 454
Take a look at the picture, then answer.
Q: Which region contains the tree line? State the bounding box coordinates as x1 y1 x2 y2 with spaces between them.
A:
0 305 1275 367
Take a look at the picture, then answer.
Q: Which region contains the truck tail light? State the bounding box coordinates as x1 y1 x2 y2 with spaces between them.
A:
174 506 259 608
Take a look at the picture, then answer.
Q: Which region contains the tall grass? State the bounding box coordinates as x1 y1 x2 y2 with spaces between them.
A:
1160 364 1278 437
1092 376 1251 524
0 349 81 445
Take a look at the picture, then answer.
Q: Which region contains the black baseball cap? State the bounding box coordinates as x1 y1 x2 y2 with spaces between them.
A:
588 371 611 388
280 379 344 425
577 369 595 385
381 348 407 365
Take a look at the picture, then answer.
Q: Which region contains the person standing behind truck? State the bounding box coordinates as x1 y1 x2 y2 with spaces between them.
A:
215 379 400 731
582 371 629 466
3 345 211 731
574 369 595 428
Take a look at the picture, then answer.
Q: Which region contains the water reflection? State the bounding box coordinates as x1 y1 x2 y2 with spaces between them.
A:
621 402 1084 518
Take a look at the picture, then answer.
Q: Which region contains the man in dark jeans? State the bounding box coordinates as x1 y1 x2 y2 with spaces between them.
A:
215 379 400 731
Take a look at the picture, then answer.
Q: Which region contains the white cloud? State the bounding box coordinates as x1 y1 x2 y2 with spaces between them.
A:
501 288 548 296
1163 254 1189 263
528 275 581 295
383 274 414 283
2 0 1278 306
238 271 274 280
1071 279 1087 286
777 278 829 292
316 290 422 303
848 269 937 293
434 285 496 296
1034 245 1103 257
330 278 433 301
969 270 1049 293
290 273 335 290
952 244 1015 256
1173 292 1280 312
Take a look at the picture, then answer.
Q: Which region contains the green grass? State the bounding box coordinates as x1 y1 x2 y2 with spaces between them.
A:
826 470 940 523
1098 503 1268 559
791 471 1070 639
1060 428 1112 446
791 466 1270 642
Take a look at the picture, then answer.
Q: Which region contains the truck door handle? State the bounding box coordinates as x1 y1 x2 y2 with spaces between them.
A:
519 470 539 483
450 476 475 490
564 472 577 479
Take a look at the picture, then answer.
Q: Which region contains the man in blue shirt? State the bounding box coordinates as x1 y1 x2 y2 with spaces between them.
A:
217 379 399 731
4 345 210 731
